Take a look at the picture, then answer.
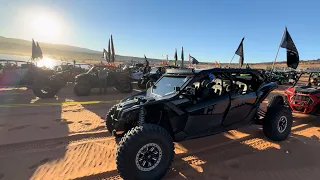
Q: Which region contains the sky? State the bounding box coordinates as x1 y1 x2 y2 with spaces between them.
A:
0 0 319 63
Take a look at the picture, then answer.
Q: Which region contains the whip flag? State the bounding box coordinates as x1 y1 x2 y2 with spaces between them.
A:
235 37 245 68
174 48 178 66
36 42 43 59
111 35 115 62
215 61 220 67
108 39 111 63
181 46 184 67
103 48 108 61
31 39 37 60
280 27 299 69
189 54 199 65
144 54 149 67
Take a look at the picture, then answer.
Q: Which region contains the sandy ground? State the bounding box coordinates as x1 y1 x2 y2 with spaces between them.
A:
0 83 319 180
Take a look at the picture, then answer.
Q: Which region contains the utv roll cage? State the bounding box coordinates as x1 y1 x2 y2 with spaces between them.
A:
292 70 320 87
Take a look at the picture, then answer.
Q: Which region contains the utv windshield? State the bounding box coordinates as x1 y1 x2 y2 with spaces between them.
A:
150 67 159 74
152 76 189 96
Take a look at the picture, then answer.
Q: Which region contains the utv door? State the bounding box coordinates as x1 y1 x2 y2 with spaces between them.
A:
222 91 257 126
183 95 230 136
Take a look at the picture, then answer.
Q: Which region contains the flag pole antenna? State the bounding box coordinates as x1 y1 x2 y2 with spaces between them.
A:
229 54 236 67
271 45 281 73
271 27 286 73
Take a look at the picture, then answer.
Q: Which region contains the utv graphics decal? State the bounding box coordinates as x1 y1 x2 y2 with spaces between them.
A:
204 105 215 114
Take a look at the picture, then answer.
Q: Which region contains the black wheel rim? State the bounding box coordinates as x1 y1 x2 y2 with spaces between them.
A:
135 143 162 171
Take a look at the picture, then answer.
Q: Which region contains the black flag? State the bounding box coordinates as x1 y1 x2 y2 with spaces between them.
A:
189 54 199 65
174 48 178 66
235 37 245 68
280 27 299 69
111 35 115 62
108 39 111 63
181 46 184 67
31 39 37 60
103 48 108 61
36 42 43 59
144 54 149 67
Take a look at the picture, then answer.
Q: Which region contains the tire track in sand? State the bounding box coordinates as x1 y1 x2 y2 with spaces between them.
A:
0 122 319 179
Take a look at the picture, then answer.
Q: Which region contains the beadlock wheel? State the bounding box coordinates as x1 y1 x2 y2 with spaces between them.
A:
135 143 163 171
277 116 288 133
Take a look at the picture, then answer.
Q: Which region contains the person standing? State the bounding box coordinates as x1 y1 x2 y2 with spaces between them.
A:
98 67 108 94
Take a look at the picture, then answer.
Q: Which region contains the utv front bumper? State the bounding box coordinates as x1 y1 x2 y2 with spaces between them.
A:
106 104 140 136
286 93 317 114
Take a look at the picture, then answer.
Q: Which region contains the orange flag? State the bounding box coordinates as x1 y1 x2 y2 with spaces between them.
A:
215 61 220 67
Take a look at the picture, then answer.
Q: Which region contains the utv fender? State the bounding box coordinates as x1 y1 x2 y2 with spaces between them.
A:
267 93 289 108
256 82 278 104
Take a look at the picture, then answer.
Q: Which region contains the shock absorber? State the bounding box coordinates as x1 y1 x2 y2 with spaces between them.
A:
138 107 145 125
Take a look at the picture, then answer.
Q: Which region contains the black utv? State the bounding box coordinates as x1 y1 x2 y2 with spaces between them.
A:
73 65 133 96
106 68 292 180
137 65 179 89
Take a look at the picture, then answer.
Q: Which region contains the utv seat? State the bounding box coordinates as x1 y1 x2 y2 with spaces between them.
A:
200 79 212 99
212 84 224 96
193 82 201 89
235 81 248 94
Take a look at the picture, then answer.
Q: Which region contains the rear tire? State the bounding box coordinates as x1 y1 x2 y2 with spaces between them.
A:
116 124 174 180
73 82 91 96
263 105 292 141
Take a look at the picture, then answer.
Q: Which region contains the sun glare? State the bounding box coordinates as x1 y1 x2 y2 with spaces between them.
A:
32 15 61 42
37 57 55 69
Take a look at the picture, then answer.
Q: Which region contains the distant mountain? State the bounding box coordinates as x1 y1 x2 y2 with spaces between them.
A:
1 36 319 68
0 36 164 64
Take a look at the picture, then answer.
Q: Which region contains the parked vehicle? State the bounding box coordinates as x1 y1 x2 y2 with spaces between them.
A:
137 65 181 89
106 68 292 180
269 70 320 115
73 64 133 96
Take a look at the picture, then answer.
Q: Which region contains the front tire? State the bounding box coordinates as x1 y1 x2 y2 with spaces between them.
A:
263 105 292 141
105 105 117 133
116 124 174 180
73 82 91 96
32 79 59 99
119 83 133 93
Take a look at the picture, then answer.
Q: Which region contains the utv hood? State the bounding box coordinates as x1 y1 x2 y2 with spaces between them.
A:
74 73 91 81
288 86 320 95
120 89 158 103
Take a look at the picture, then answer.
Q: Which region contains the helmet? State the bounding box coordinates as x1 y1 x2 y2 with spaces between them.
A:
311 77 318 85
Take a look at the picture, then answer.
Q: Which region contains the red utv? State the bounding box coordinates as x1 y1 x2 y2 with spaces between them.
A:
268 70 320 115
